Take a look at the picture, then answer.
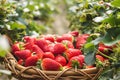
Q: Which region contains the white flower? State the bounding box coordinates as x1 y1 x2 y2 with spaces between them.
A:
93 17 104 22
33 11 41 16
23 8 30 13
69 6 78 13
106 10 113 14
22 1 28 7
31 31 39 37
6 25 11 30
40 3 44 7
29 1 34 5
35 6 39 10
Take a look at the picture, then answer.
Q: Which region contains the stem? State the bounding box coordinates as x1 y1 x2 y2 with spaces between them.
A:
97 50 116 62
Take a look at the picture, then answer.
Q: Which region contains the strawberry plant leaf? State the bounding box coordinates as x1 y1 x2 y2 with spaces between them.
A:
84 42 97 65
9 21 26 30
111 0 120 7
102 27 120 46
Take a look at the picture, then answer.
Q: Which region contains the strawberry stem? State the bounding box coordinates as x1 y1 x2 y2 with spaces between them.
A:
75 65 78 72
97 49 116 61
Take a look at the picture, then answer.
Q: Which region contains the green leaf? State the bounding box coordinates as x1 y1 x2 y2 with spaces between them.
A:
111 0 120 7
9 21 26 30
0 49 6 57
92 37 103 45
84 42 97 65
102 27 120 46
102 15 116 26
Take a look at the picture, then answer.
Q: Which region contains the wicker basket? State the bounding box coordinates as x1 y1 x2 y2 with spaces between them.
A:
3 35 103 80
3 52 103 80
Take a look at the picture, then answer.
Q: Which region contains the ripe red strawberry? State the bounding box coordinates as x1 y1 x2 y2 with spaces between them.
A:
62 40 74 49
69 31 79 37
43 52 55 59
17 59 24 65
32 45 44 59
76 34 90 49
43 34 55 42
15 50 31 60
23 36 36 43
64 48 82 60
53 43 66 54
25 55 39 67
98 43 113 55
35 38 49 51
24 36 36 50
67 55 85 68
55 36 63 42
55 55 67 66
96 55 105 62
41 58 62 71
62 34 74 42
44 43 55 53
12 42 23 53
56 34 74 42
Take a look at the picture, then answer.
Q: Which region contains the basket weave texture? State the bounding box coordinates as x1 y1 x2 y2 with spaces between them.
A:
4 52 103 80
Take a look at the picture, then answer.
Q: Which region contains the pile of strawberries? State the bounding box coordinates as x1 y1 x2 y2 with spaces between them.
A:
11 31 111 71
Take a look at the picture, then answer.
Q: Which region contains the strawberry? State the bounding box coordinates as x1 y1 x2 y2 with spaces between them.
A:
55 36 63 42
62 34 74 42
43 52 55 59
24 36 36 50
67 55 85 68
25 55 39 67
15 50 31 60
76 34 90 49
41 58 62 71
12 42 24 53
44 43 55 53
98 43 113 55
69 31 79 37
32 45 44 59
62 40 74 49
96 55 105 62
64 48 82 60
23 36 36 43
55 55 67 66
56 34 74 42
53 43 66 54
17 59 24 65
35 38 49 51
43 34 55 42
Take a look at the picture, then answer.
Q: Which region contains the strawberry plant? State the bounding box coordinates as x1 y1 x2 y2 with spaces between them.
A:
0 0 58 42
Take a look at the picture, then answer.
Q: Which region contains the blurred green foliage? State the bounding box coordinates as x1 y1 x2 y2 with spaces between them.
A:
0 0 58 42
65 0 120 34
